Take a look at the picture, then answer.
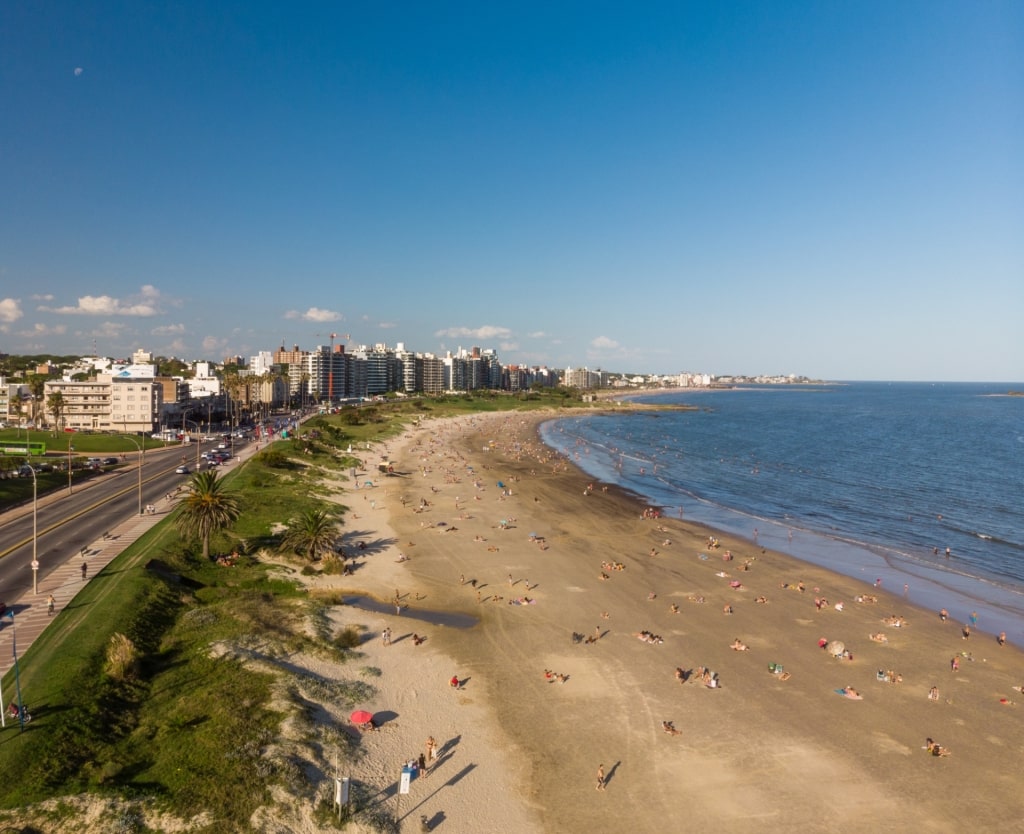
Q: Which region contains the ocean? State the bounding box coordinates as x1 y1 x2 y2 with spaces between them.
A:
539 382 1024 639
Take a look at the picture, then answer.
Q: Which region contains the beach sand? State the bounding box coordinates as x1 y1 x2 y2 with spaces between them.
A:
325 410 1024 834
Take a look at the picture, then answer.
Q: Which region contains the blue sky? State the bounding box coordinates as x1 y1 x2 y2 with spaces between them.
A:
1 1 1021 381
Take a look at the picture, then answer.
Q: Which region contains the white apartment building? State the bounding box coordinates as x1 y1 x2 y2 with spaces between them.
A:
45 374 162 434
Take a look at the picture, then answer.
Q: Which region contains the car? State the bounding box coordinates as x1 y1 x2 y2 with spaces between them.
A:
103 457 120 465
175 465 190 474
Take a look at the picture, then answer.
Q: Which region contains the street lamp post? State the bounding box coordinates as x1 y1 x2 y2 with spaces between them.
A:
184 418 202 469
120 435 144 515
7 610 25 730
26 462 38 595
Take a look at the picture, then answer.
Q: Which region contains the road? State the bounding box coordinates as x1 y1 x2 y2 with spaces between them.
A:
0 439 249 604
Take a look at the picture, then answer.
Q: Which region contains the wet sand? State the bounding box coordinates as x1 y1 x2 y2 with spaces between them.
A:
342 410 1024 834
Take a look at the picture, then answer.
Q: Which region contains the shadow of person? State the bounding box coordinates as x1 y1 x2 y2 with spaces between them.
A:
606 760 622 787
439 734 462 757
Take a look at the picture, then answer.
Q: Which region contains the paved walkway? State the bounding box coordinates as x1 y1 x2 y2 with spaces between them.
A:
0 439 265 694
0 490 179 683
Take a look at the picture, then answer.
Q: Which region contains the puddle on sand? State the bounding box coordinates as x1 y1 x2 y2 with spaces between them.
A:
342 595 478 629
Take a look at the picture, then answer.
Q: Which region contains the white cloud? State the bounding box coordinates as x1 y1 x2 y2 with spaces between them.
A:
18 323 67 336
76 321 128 339
378 321 397 329
435 325 512 341
151 323 186 336
499 341 520 352
39 285 164 316
30 293 54 302
202 335 228 353
0 298 23 323
74 67 83 76
590 336 620 349
284 307 342 322
527 331 546 339
166 338 187 353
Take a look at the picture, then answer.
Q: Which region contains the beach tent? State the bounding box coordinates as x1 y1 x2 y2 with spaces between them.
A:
826 640 845 657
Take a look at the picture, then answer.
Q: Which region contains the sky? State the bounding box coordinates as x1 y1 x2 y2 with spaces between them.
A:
1 2 1021 381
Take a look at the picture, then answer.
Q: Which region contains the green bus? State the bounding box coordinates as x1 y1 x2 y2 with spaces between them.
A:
0 440 47 456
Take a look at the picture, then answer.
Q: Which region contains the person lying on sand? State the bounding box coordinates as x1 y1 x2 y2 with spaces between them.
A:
730 638 750 651
925 738 951 756
869 632 888 643
839 686 863 700
662 721 681 736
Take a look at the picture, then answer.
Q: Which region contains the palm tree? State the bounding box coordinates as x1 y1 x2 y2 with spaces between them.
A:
9 393 24 428
280 507 341 561
28 375 46 428
47 391 66 435
175 471 241 560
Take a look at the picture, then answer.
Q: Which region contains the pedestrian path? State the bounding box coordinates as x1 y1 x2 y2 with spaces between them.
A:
0 438 265 684
0 490 178 678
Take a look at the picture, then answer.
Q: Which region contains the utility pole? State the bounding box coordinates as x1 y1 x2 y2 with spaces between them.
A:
328 333 337 405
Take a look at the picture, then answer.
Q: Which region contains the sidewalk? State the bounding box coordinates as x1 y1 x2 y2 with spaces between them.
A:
0 489 178 687
0 439 265 689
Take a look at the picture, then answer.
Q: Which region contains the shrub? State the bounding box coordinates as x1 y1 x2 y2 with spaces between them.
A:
334 627 362 650
105 633 140 682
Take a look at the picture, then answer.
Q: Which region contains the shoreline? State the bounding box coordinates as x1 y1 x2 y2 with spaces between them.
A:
537 407 1024 641
336 409 1024 833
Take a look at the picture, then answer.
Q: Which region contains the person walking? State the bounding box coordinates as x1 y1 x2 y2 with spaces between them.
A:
47 594 55 616
596 763 606 791
81 561 88 580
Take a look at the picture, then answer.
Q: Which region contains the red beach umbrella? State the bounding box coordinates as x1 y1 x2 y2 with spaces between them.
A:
350 710 373 725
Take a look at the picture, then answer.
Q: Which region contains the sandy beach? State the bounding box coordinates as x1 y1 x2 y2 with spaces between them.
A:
325 410 1024 834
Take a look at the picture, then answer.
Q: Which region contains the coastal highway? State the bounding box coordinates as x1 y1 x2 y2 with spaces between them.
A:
0 441 246 604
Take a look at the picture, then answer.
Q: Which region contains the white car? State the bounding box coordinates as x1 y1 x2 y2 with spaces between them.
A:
175 465 190 474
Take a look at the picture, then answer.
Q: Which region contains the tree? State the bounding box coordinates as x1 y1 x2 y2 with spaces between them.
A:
27 374 47 427
9 393 24 426
175 471 241 560
279 507 341 561
47 391 66 435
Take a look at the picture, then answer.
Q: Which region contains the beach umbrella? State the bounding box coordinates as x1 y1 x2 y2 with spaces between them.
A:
350 710 373 725
826 640 845 657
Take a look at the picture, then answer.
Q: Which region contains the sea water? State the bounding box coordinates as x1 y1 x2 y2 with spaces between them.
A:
539 382 1024 638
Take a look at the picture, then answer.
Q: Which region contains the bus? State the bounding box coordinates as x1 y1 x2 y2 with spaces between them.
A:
0 440 47 456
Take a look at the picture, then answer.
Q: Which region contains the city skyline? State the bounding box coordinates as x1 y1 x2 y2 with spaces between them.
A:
1 3 1021 382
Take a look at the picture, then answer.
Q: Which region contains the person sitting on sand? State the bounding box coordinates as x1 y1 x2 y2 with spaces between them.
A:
413 634 426 646
449 675 460 688
674 667 685 682
662 721 681 736
755 595 769 604
870 632 888 643
669 604 680 614
925 738 951 756
928 686 939 701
